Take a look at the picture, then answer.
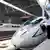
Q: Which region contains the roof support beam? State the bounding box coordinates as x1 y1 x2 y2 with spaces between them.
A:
0 0 34 16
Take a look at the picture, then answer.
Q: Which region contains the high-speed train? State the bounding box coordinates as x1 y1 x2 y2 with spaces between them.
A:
11 16 48 50
0 0 49 50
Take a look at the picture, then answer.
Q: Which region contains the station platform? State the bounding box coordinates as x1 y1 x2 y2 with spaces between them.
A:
34 39 50 50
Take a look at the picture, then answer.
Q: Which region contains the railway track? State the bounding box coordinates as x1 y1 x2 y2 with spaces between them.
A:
0 31 16 41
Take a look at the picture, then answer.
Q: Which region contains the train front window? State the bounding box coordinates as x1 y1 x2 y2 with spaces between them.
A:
31 18 43 25
23 16 37 26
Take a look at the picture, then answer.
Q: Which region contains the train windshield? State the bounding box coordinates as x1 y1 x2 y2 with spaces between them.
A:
23 17 43 26
23 16 37 25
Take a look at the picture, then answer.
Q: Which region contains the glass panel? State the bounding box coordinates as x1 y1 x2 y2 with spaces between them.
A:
23 16 37 25
31 18 43 25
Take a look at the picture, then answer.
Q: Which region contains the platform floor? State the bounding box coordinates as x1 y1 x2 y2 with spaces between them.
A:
34 39 50 50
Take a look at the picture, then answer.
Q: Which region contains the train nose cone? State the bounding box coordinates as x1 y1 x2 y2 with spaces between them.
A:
11 36 24 48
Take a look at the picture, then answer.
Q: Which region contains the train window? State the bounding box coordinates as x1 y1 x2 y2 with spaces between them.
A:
12 25 20 27
23 17 37 26
31 18 43 25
